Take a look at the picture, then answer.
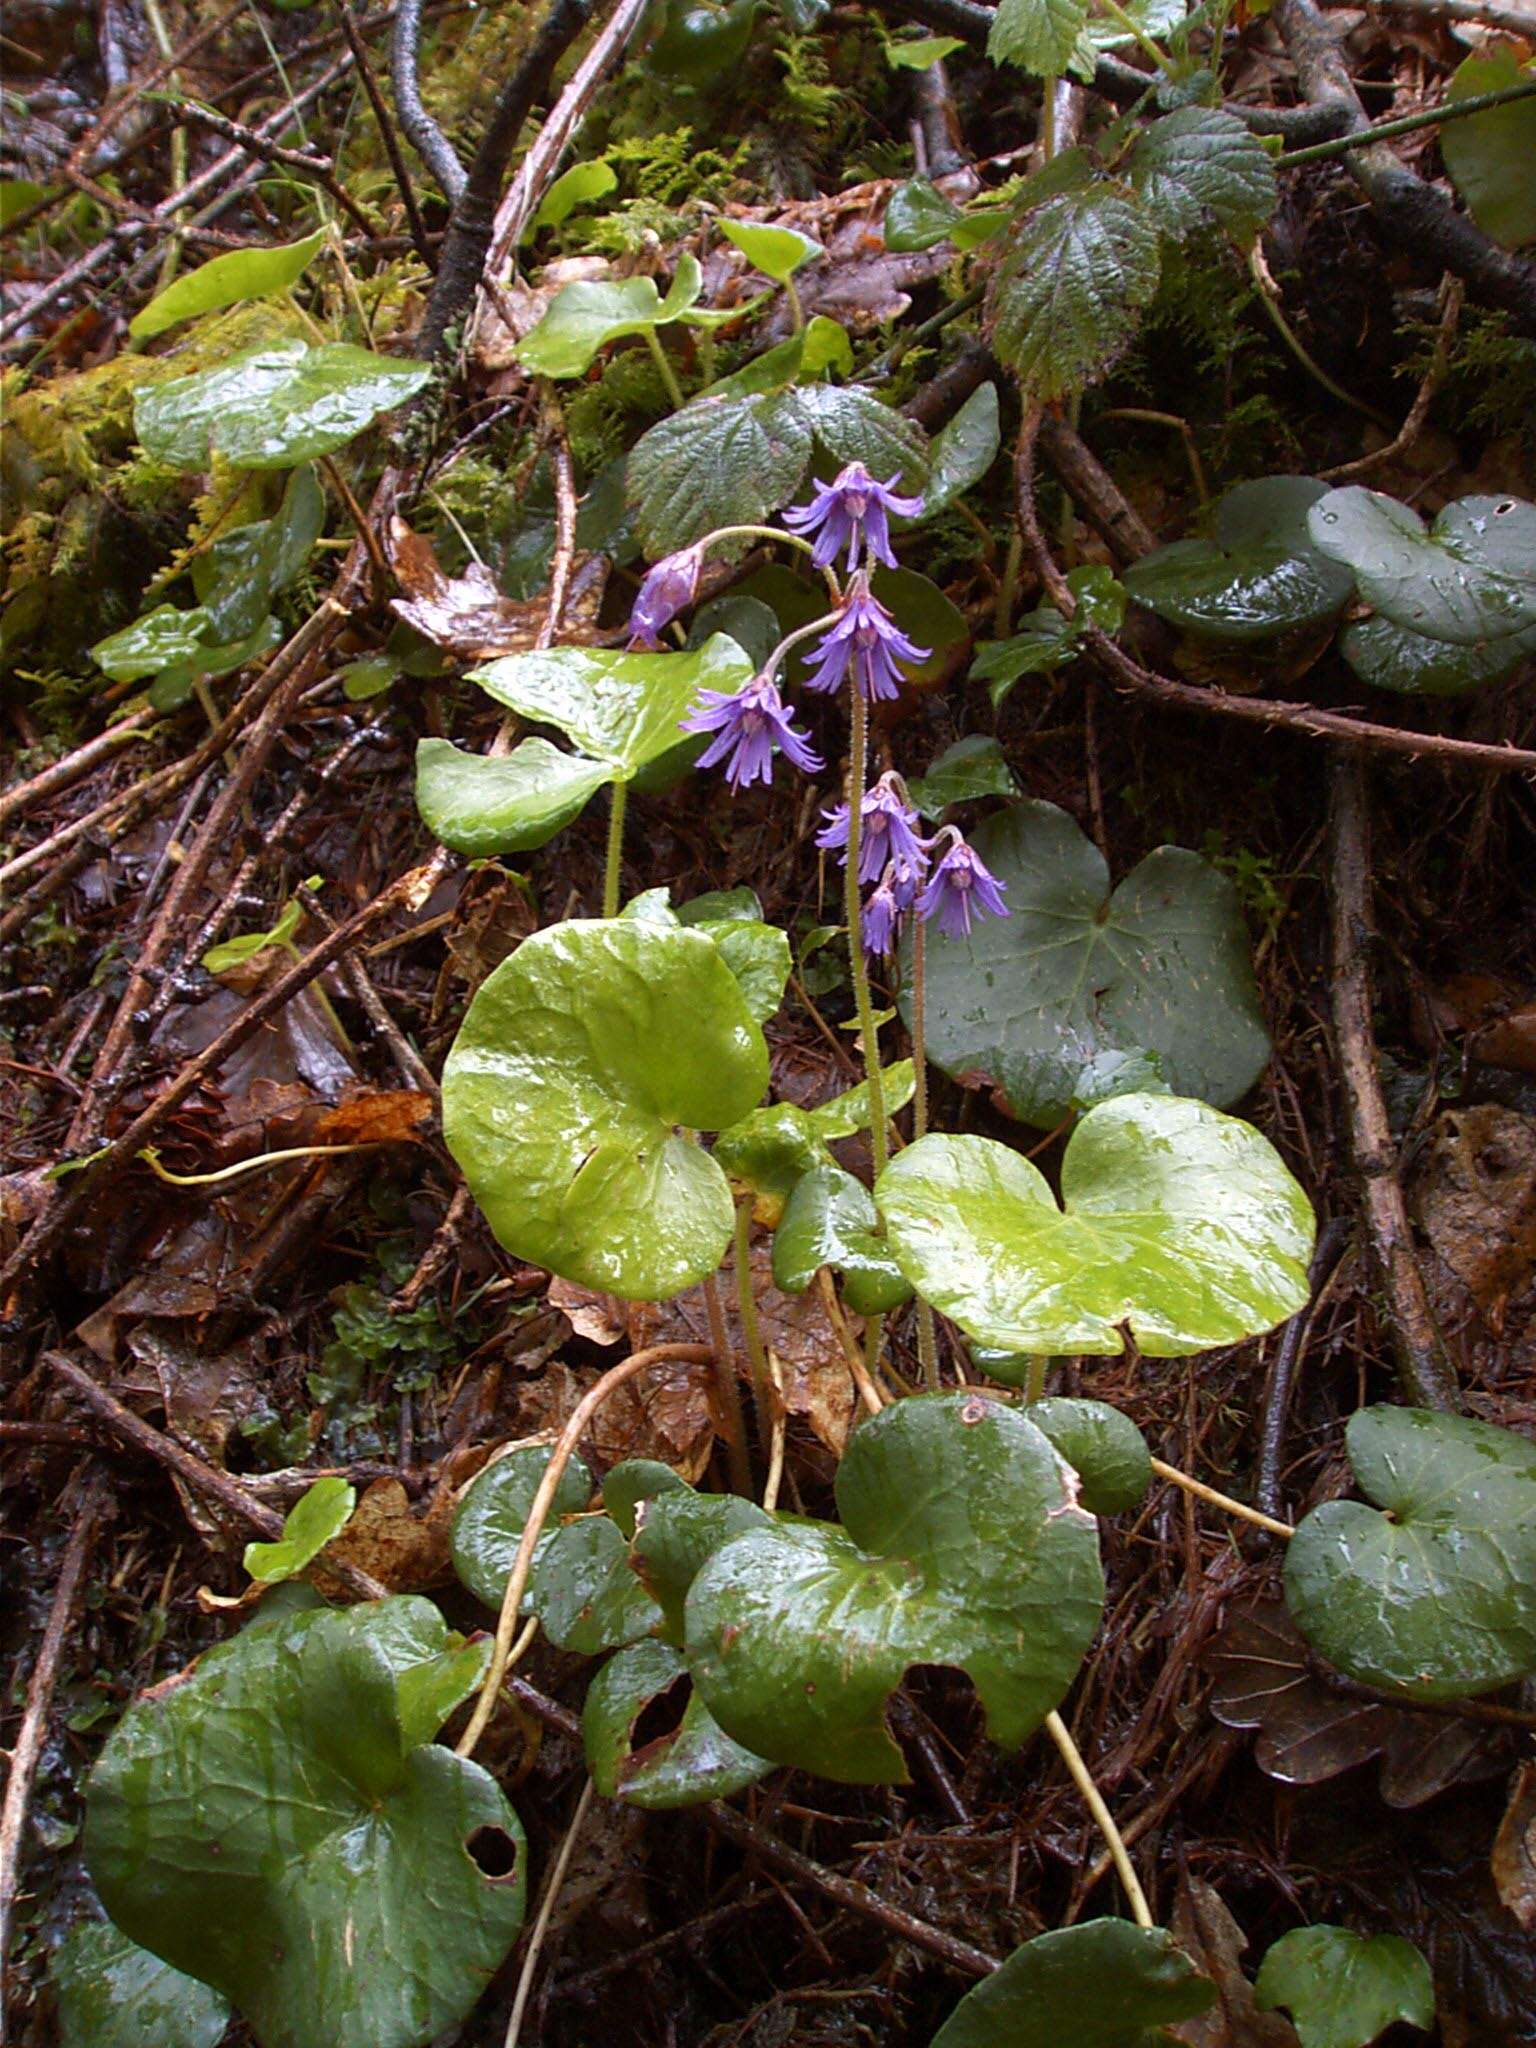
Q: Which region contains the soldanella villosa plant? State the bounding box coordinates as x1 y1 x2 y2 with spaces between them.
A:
80 465 1522 2048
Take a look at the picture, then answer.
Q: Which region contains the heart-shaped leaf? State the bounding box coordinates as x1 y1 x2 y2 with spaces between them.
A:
907 735 1017 817
901 801 1272 1128
630 1487 774 1642
931 1919 1215 2048
1340 613 1536 697
244 1475 355 1584
443 919 769 1298
625 884 792 1024
85 1597 526 2048
1125 478 1354 642
1129 107 1277 241
875 1094 1314 1357
135 339 430 470
583 1640 772 1808
514 256 704 377
686 1391 1104 1781
717 219 821 283
1255 1926 1434 2048
451 1443 597 1608
990 188 1161 402
1307 489 1536 645
1283 1407 1536 1700
90 604 279 692
772 1164 912 1314
130 228 329 341
53 1921 231 2048
414 737 614 855
918 381 1001 516
1027 1397 1151 1514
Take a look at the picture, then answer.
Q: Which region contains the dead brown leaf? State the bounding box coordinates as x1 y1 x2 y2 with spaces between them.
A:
1410 1105 1536 1334
312 1090 434 1146
386 517 607 660
1169 1876 1298 2048
325 1477 452 1592
1492 1763 1536 1934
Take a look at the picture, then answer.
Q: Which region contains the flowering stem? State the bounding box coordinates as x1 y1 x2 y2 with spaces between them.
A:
910 913 939 1389
643 328 686 411
761 608 843 690
602 781 627 917
844 687 888 1183
734 1196 773 1450
704 525 819 560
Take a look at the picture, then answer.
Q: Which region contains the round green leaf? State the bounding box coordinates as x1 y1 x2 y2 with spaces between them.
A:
130 228 329 341
415 736 613 855
884 177 964 252
529 1517 664 1652
685 1392 1105 1781
85 1597 527 2048
876 1094 1314 1357
902 801 1272 1128
1340 611 1536 698
514 257 703 377
717 218 822 283
918 381 1001 517
443 919 769 1298
53 1921 231 2048
135 339 431 471
601 1457 691 1536
466 634 752 784
584 1641 771 1808
1027 1397 1151 1513
1441 47 1536 251
631 1486 773 1643
712 1065 915 1223
451 1443 596 1609
244 1475 355 1584
932 1919 1216 2048
1307 488 1536 645
1255 1925 1434 2048
1284 1407 1536 1701
772 1164 912 1314
1124 477 1354 641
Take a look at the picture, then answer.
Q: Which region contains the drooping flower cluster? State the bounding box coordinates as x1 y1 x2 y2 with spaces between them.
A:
804 572 929 704
783 462 922 572
817 775 1008 955
681 672 821 791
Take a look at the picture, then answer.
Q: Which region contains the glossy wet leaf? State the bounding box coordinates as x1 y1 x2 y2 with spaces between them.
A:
451 1443 596 1609
773 1164 912 1314
885 32 966 67
1070 1046 1170 1109
584 1640 772 1807
443 919 769 1298
135 339 431 471
1255 1927 1434 2048
1084 0 1185 47
616 885 790 1022
917 382 1001 516
531 1516 664 1652
902 800 1271 1128
1306 489 1536 646
987 0 1090 78
631 1487 773 1642
90 603 277 686
529 158 617 232
1340 613 1536 697
628 392 813 553
718 218 821 282
514 256 703 377
1442 48 1536 251
686 1392 1104 1781
795 385 929 492
712 1064 916 1223
1283 1407 1536 1700
876 1093 1314 1357
1129 107 1277 241
130 228 328 340
884 177 964 252
933 1920 1214 2048
1025 1397 1151 1513
468 634 753 782
85 1597 526 2048
244 1475 355 1584
415 736 613 856
908 736 1016 817
53 1921 231 2048
1125 478 1354 642
991 189 1161 401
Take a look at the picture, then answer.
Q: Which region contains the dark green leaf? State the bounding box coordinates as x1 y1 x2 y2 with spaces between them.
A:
627 392 812 554
1255 1926 1434 2048
932 1919 1215 2048
772 1164 913 1314
451 1443 597 1610
1125 477 1354 642
1129 107 1277 241
53 1921 231 2048
908 735 1016 817
916 382 1001 517
632 1488 773 1642
583 1640 772 1807
991 190 1161 400
1027 1397 1151 1513
1442 48 1536 251
1340 612 1536 697
884 178 964 252
1307 488 1536 645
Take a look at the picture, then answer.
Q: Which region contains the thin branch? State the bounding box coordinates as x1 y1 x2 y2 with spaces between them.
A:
335 0 434 264
391 0 467 203
166 97 381 237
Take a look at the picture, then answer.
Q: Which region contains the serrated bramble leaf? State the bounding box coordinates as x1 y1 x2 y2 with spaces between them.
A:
991 190 1161 401
1129 106 1277 241
987 0 1091 78
628 392 812 554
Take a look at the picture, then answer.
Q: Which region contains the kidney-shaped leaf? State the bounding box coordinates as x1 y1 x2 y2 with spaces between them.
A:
85 1597 526 2048
686 1392 1104 1781
1307 488 1536 645
130 229 328 340
415 736 613 856
1255 1925 1434 2048
53 1921 231 2048
583 1639 772 1808
451 1443 596 1608
772 1164 912 1314
244 1475 355 1584
443 919 769 1298
632 1485 773 1644
1125 477 1354 642
136 339 430 471
903 801 1271 1128
711 1064 915 1224
932 1919 1215 2048
876 1094 1315 1357
514 256 704 377
1027 1397 1151 1514
1340 613 1536 698
1284 1407 1536 1701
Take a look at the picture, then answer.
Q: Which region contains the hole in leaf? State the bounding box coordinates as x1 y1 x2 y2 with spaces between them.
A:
629 1672 692 1755
465 1825 520 1881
